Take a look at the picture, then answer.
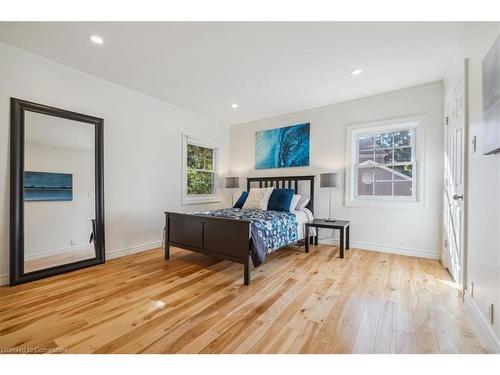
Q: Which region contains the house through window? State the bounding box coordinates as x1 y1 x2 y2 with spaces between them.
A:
355 128 416 198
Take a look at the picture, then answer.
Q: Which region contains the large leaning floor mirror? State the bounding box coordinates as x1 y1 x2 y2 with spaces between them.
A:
10 98 105 285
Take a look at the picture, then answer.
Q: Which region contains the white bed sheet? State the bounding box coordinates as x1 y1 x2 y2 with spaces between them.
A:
293 208 315 239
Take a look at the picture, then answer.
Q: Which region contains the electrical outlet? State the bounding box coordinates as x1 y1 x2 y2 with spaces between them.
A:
70 239 76 246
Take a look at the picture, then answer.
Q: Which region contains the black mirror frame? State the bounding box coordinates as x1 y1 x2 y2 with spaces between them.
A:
10 98 105 286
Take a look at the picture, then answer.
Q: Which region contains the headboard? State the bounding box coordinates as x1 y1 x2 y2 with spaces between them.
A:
246 175 315 213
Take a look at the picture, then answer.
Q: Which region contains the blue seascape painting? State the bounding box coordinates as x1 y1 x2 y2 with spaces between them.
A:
255 123 310 169
24 171 73 201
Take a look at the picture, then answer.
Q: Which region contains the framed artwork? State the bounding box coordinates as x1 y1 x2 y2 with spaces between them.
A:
482 35 500 155
255 123 310 169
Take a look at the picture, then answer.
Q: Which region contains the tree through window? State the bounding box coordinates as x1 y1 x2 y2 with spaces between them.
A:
186 143 216 195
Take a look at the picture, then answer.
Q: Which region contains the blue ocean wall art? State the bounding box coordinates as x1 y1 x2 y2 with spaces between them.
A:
24 171 73 201
255 123 310 169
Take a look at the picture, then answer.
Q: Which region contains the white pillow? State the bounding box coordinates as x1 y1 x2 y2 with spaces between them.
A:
289 194 302 211
296 194 310 210
243 188 274 210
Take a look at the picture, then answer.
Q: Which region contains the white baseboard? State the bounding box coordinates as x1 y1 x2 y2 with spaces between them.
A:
24 243 93 261
0 274 8 286
464 294 500 353
106 240 162 260
319 237 440 260
0 240 162 286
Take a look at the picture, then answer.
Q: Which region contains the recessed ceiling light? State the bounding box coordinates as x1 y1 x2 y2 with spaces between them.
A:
88 34 104 45
351 69 363 76
231 103 239 109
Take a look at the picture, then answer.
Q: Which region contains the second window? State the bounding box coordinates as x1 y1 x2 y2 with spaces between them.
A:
355 128 416 198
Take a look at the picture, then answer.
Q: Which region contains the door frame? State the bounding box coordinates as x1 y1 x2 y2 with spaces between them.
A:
443 58 469 296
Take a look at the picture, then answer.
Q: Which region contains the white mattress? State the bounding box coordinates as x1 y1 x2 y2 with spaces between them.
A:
293 208 315 239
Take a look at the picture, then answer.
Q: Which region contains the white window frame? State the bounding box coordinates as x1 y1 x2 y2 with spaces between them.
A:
182 133 220 205
345 115 426 209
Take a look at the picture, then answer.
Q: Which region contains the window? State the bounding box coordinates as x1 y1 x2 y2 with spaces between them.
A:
187 143 215 195
182 135 219 204
355 128 415 198
345 116 424 209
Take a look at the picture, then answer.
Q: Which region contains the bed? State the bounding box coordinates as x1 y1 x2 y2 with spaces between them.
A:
164 175 315 285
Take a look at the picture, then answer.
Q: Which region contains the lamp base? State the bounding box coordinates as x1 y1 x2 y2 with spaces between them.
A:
324 218 336 222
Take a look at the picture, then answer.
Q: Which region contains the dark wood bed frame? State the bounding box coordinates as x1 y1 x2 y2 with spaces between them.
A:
164 175 315 285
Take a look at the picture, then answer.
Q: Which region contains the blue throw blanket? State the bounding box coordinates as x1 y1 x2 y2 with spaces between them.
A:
190 208 298 267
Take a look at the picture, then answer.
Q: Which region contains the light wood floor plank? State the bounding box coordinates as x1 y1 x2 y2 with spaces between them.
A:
0 246 489 354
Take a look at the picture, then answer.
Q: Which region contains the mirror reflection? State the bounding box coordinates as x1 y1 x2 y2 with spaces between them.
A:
23 110 96 273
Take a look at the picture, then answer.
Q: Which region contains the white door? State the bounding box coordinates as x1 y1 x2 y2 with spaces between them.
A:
443 60 467 286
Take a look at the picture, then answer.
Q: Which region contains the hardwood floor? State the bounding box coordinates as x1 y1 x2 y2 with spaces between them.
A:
0 245 489 354
24 246 96 273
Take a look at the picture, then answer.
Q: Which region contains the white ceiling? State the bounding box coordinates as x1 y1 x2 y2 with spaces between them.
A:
25 111 95 151
0 22 464 125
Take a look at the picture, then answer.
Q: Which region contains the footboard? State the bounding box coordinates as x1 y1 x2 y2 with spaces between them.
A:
164 212 252 284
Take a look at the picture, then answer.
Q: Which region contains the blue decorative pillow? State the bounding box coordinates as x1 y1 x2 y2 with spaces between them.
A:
233 191 249 208
267 189 295 212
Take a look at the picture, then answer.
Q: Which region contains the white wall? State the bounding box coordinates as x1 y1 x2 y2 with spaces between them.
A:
451 22 500 349
0 42 230 284
24 142 94 258
230 82 444 259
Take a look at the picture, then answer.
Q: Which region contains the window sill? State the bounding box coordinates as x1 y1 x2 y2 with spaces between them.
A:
182 196 221 205
346 197 425 209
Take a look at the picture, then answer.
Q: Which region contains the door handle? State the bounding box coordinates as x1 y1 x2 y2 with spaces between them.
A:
453 194 464 200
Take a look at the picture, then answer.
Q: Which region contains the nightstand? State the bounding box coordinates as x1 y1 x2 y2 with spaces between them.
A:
305 219 350 258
